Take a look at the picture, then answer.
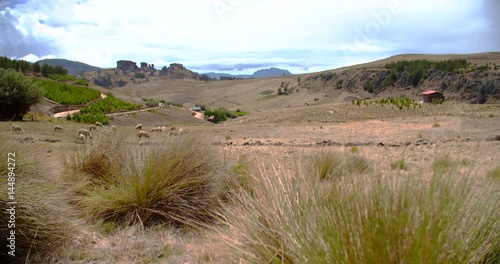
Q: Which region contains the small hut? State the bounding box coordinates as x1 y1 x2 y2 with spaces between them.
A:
422 90 445 103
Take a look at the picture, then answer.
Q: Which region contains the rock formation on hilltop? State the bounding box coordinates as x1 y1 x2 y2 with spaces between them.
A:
117 60 139 73
159 63 210 80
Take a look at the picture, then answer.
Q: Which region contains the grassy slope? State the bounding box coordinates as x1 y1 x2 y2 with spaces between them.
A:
84 52 500 115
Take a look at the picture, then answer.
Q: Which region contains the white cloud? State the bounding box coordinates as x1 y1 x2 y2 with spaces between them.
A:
1 0 498 73
18 53 56 62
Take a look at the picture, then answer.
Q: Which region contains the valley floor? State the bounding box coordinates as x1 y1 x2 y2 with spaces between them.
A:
1 101 499 263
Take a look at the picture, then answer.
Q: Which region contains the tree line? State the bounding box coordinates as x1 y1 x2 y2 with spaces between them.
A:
0 56 68 77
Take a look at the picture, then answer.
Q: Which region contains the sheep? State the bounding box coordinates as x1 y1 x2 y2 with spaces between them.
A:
78 128 92 139
54 125 65 132
77 134 85 141
89 125 98 131
161 126 167 132
178 128 184 135
137 131 150 139
12 125 24 133
150 127 162 132
135 124 143 130
111 125 117 131
95 121 103 127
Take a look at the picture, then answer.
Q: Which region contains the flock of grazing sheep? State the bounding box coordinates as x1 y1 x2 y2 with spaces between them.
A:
11 122 187 143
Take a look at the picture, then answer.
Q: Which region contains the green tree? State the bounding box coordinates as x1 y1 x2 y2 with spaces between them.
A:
0 69 44 120
41 63 50 77
33 62 41 73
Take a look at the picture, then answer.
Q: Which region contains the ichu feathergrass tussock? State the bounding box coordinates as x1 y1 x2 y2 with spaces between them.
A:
210 152 500 263
0 132 74 263
64 133 227 228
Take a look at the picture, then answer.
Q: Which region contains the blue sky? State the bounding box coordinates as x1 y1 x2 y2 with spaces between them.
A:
1 0 499 74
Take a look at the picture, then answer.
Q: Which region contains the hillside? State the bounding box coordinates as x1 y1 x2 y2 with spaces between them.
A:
300 54 500 103
37 59 101 75
81 53 500 112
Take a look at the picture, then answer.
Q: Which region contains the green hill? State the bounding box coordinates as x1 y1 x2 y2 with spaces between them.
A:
37 59 101 75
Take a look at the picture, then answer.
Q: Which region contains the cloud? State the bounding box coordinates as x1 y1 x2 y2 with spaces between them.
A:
0 6 58 58
482 0 500 50
1 0 499 73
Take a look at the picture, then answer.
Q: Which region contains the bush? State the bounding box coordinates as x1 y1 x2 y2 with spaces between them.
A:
385 59 471 87
165 102 183 108
204 108 236 123
0 69 44 120
134 72 146 79
210 154 499 263
64 135 225 227
432 98 444 105
363 81 374 93
74 79 89 86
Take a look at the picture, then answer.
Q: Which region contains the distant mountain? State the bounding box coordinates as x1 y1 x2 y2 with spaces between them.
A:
204 67 292 80
252 67 292 78
203 73 252 80
36 59 101 75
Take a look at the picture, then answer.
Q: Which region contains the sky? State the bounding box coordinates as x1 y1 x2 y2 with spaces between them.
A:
1 0 499 74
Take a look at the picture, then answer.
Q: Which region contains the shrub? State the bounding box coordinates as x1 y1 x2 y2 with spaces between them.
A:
134 72 146 79
166 102 183 108
74 79 89 86
204 108 236 123
64 135 225 227
432 98 444 105
363 81 374 93
0 69 44 120
211 154 499 263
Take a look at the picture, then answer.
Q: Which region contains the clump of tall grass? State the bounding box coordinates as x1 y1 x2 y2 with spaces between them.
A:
432 154 461 175
64 134 225 227
0 133 73 263
308 151 370 180
487 166 500 182
390 158 408 171
211 152 499 263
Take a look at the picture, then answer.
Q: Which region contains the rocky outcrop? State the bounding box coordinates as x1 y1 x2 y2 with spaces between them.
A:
117 60 139 73
159 63 204 80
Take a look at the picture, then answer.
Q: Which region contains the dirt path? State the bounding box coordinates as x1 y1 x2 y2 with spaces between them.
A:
52 94 108 118
105 106 160 116
193 111 204 119
53 109 80 118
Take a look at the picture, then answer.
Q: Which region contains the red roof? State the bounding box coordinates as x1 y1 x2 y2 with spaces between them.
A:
422 90 440 95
